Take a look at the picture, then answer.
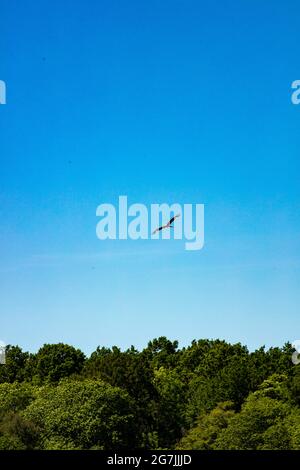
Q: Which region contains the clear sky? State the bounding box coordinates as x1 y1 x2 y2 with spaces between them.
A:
1 0 299 354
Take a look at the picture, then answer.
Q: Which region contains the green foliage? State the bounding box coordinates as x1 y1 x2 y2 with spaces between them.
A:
248 344 294 390
184 345 251 423
145 337 179 369
0 383 41 449
83 345 158 448
176 402 235 450
152 367 187 448
289 366 300 405
0 338 297 450
214 375 293 450
23 379 138 449
0 412 41 449
0 434 26 450
254 373 290 401
0 346 30 383
83 346 156 404
285 409 300 449
0 382 38 414
42 436 81 450
33 343 86 383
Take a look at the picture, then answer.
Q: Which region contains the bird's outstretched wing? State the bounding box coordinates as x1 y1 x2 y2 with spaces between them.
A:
152 225 164 234
152 214 180 234
168 213 180 226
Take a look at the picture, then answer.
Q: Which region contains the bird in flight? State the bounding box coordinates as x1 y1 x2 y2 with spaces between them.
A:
152 214 180 234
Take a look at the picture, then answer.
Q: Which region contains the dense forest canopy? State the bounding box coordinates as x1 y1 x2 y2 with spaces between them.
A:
0 338 299 450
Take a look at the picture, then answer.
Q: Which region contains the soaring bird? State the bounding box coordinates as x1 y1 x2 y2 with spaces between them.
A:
152 214 180 235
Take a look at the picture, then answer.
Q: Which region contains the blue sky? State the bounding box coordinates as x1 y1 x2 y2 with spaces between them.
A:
1 0 299 354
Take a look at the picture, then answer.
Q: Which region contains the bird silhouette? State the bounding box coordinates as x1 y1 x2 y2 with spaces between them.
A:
152 214 180 234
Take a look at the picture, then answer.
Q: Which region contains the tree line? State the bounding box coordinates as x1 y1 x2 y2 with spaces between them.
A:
0 337 299 450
